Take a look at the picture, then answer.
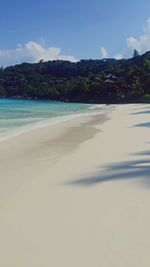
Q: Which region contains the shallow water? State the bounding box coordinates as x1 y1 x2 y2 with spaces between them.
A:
0 98 105 141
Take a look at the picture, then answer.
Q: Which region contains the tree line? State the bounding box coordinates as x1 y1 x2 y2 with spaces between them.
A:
0 50 150 103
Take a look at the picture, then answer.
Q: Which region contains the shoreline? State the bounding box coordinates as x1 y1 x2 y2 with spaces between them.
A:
1 96 150 104
0 104 110 143
0 103 150 266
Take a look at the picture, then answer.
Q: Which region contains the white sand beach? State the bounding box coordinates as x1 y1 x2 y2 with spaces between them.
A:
0 104 150 267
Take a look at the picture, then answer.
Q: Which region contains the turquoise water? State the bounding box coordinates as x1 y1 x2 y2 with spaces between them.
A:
0 98 103 141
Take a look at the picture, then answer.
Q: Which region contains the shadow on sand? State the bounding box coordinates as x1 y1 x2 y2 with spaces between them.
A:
66 156 150 187
66 105 150 188
134 122 150 128
131 110 150 115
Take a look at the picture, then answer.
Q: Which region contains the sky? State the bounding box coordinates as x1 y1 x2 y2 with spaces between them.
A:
0 0 150 66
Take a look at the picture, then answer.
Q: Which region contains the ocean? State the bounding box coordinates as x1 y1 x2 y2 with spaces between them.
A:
0 98 105 142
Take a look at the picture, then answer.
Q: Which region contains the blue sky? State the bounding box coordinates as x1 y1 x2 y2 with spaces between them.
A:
0 0 150 66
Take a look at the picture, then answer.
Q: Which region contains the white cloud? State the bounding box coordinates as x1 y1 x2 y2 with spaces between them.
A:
115 53 124 60
127 17 150 54
99 18 150 59
100 46 109 58
0 41 76 67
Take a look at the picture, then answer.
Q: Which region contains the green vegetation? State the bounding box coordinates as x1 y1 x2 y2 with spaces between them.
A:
0 51 150 103
141 94 150 102
133 49 139 57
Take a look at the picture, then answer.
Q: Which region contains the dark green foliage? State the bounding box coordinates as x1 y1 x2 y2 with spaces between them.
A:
0 86 6 97
0 51 150 103
133 49 139 57
141 94 150 102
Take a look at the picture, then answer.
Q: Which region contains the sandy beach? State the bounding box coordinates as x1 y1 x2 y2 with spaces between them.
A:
0 103 150 267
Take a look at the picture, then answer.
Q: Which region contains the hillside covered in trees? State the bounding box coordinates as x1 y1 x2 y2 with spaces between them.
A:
0 51 150 103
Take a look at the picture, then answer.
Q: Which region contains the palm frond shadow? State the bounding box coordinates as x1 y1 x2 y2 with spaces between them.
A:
134 122 150 128
131 110 150 115
66 157 150 187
